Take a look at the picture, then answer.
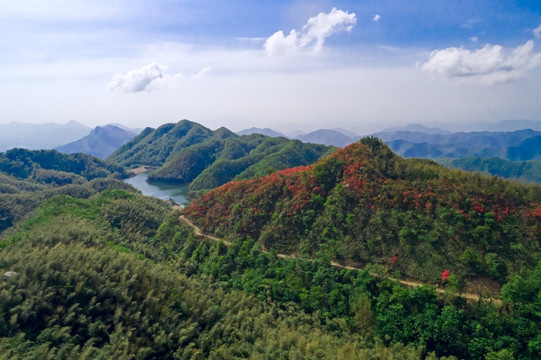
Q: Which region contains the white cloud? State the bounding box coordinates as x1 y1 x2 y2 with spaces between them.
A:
192 67 211 78
421 40 541 83
470 36 478 43
264 7 356 56
373 14 381 22
534 25 541 39
108 62 183 93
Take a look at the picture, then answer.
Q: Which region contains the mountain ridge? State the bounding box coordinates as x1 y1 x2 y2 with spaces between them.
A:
55 125 137 159
0 121 91 151
108 120 336 193
184 137 541 286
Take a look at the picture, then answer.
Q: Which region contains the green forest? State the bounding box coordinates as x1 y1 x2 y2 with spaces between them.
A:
0 136 540 359
437 157 541 184
185 138 541 286
106 120 335 196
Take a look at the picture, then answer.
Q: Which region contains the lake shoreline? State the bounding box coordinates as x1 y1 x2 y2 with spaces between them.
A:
123 172 190 207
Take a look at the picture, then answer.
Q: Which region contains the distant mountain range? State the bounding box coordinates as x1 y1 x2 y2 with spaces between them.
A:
236 127 285 138
0 121 142 155
237 127 358 147
295 129 358 147
236 124 541 183
0 121 91 151
378 124 450 134
5 119 541 184
479 119 541 132
109 120 336 192
56 125 138 159
437 157 541 184
378 130 541 161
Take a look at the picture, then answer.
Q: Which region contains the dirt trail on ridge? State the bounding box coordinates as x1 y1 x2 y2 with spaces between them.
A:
179 215 501 305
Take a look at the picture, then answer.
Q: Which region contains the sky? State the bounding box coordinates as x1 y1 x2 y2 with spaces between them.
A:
1 0 541 134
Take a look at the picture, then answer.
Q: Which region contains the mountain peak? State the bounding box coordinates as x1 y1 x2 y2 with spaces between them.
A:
185 136 541 285
55 125 138 159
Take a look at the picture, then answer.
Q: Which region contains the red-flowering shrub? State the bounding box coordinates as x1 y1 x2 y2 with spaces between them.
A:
441 269 450 282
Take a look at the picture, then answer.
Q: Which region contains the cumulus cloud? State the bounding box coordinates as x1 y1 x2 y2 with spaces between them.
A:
534 25 541 39
192 67 211 78
108 62 184 93
373 14 380 22
421 40 541 83
264 7 356 56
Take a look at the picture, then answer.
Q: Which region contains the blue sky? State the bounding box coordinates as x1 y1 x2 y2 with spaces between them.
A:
1 0 541 133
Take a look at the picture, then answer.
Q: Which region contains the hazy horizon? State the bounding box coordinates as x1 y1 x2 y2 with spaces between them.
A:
2 1 541 134
3 117 541 137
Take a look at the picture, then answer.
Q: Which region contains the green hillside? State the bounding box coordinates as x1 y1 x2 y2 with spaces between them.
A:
152 134 334 192
0 148 125 181
0 171 427 359
107 120 214 166
184 138 541 287
108 119 335 193
437 157 541 184
1 154 540 358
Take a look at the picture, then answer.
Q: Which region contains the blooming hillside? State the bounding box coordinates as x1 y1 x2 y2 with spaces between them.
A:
184 138 541 284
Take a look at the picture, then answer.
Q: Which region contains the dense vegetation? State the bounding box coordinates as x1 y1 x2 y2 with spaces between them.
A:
379 129 541 183
0 149 130 236
1 134 540 358
0 173 431 359
154 216 541 359
437 157 541 184
107 119 335 193
0 148 125 181
107 120 214 167
1 176 539 358
153 132 334 193
184 138 541 289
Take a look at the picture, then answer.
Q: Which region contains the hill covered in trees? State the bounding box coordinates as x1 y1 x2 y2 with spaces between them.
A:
107 120 335 192
0 165 429 359
184 138 541 287
0 148 125 182
1 146 540 358
437 157 541 184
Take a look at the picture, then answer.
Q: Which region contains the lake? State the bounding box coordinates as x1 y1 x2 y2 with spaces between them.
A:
123 173 189 206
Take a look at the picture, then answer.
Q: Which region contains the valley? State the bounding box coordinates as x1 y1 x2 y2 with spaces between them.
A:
0 119 540 359
4 2 541 358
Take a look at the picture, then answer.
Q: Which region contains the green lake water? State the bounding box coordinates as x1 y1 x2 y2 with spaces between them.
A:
124 173 189 206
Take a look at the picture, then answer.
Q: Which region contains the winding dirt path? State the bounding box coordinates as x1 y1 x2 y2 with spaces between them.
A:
178 215 501 305
179 215 228 245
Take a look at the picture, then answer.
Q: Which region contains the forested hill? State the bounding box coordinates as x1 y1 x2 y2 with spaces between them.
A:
1 142 540 358
0 160 428 359
107 119 336 192
184 137 541 286
437 157 541 184
0 148 125 182
107 120 214 166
